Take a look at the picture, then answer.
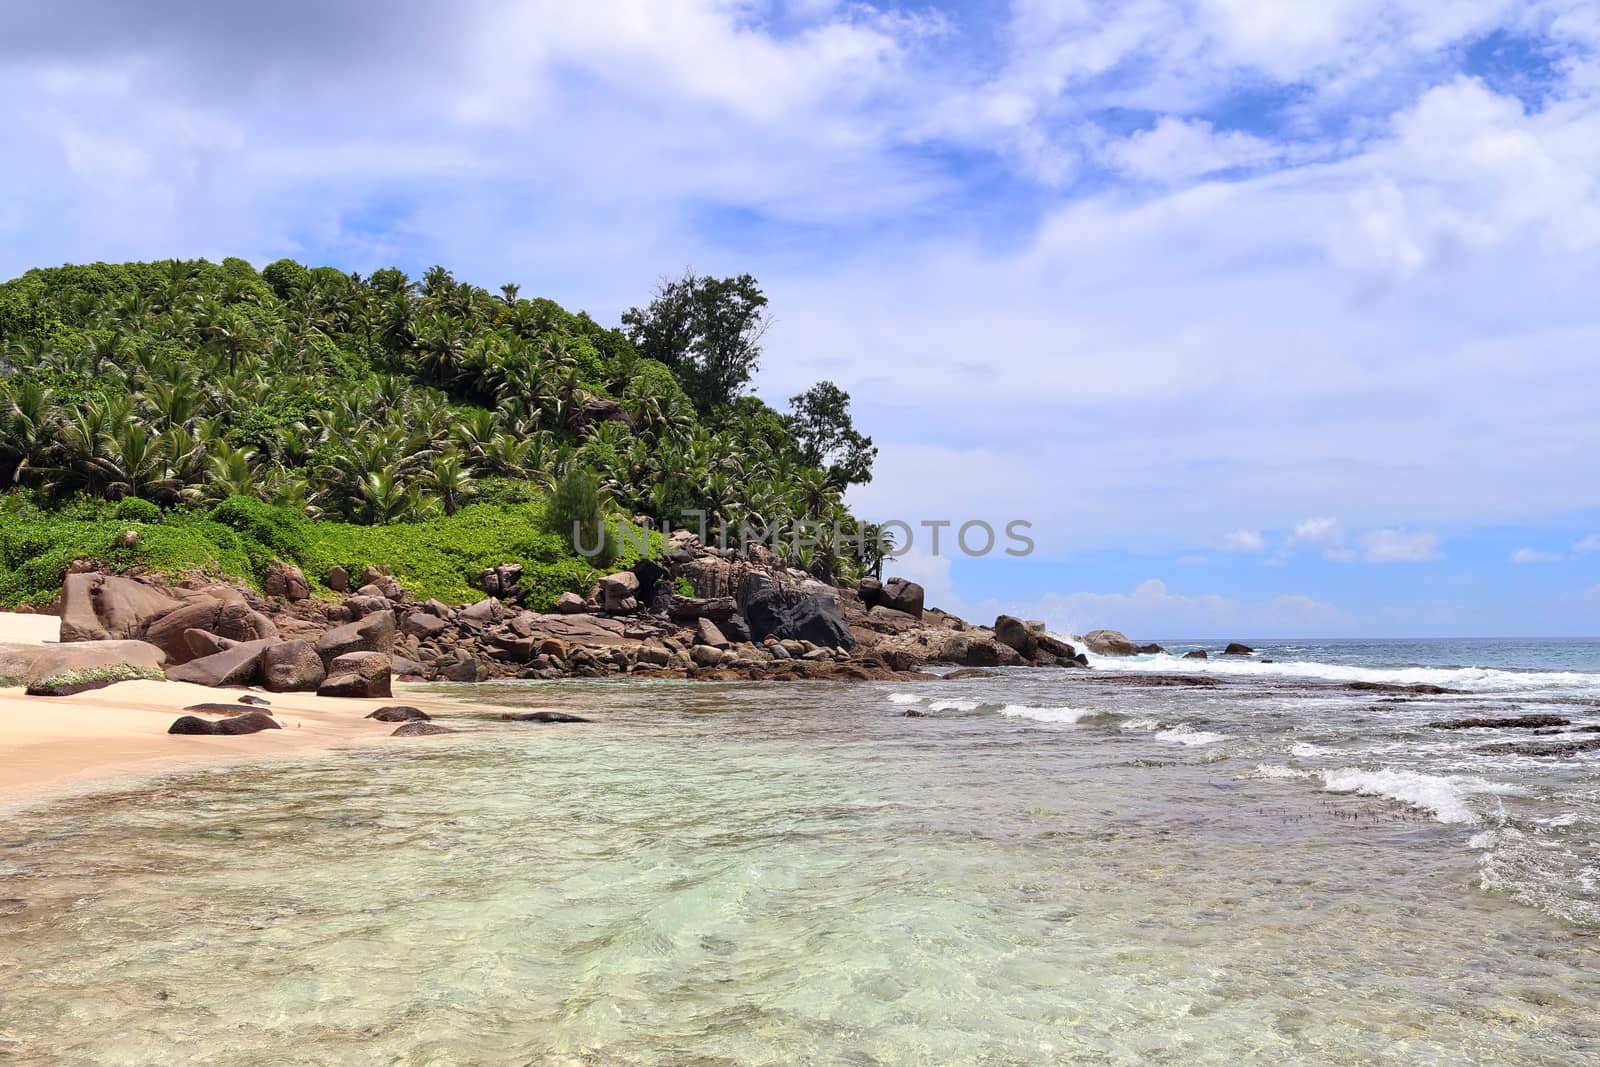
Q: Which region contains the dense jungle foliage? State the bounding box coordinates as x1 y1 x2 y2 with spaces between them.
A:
0 258 883 606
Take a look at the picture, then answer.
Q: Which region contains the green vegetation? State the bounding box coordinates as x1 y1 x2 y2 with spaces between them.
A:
27 663 166 693
0 258 879 604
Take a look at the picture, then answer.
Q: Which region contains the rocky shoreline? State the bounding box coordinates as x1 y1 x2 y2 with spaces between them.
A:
4 531 1270 717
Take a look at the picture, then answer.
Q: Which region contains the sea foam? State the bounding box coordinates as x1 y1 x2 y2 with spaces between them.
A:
1319 767 1521 825
998 704 1099 724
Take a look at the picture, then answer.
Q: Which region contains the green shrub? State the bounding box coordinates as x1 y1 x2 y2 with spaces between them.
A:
114 497 161 524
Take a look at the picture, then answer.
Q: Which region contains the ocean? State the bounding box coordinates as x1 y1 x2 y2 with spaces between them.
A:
2 638 1599 1063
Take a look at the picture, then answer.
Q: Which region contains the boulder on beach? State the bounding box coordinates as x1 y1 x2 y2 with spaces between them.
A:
367 705 430 723
261 640 326 692
168 711 281 736
315 610 395 668
144 599 277 665
317 651 392 698
1081 629 1142 656
166 639 277 688
0 639 166 687
58 572 184 643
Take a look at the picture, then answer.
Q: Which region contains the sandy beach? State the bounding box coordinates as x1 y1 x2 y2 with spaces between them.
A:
0 612 481 810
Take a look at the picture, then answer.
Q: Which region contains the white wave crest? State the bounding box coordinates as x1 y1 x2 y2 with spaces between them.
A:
1319 767 1522 825
1121 718 1160 731
928 699 980 712
887 692 923 705
1245 764 1316 780
1082 652 1598 695
1154 727 1228 746
998 704 1098 724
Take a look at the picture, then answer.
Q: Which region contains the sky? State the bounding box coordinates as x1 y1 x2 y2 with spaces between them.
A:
2 0 1598 637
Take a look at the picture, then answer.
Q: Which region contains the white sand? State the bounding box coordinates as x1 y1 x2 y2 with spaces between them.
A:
0 612 485 809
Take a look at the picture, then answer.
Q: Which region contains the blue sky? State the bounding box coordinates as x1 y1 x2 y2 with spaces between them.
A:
2 0 1598 637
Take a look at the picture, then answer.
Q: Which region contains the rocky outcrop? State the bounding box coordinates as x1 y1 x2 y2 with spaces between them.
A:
1183 650 1208 660
574 397 634 436
481 563 524 599
993 615 1037 658
1081 629 1141 656
877 577 924 619
261 640 326 692
317 651 392 698
694 618 730 649
166 639 277 688
262 561 311 601
597 570 640 612
315 610 395 668
58 572 184 643
1222 643 1255 656
144 599 277 665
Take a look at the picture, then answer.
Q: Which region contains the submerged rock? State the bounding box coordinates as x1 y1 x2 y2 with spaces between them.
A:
1348 682 1467 695
1428 714 1570 730
502 711 594 723
391 721 455 737
366 705 431 723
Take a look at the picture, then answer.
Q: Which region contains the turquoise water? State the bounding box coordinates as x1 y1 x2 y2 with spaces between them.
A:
4 649 1600 1063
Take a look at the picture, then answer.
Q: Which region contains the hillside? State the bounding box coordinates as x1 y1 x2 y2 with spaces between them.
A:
0 258 881 608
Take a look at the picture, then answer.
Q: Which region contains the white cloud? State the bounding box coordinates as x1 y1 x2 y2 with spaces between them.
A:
1573 534 1600 554
1362 528 1441 562
1102 117 1282 182
1510 547 1562 563
1222 529 1265 552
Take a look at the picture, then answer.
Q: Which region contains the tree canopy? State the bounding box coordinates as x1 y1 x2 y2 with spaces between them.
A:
0 257 881 594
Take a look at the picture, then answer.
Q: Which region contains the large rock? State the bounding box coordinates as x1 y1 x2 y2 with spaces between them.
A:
740 573 853 650
481 563 524 598
317 652 392 698
597 571 640 612
0 639 166 687
993 615 1038 658
458 598 506 629
857 577 884 609
144 599 278 665
665 595 737 621
262 561 311 601
879 577 924 619
402 612 449 639
695 618 730 649
392 721 454 737
169 711 281 736
1034 632 1087 666
315 610 396 668
58 573 184 643
166 639 277 688
326 565 350 593
1223 643 1255 656
553 592 587 614
574 397 635 436
1082 629 1142 656
261 640 326 692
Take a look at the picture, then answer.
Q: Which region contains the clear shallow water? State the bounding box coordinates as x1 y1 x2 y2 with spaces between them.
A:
3 643 1600 1064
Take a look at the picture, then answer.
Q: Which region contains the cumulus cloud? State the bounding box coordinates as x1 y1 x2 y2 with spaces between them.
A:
1510 547 1561 563
1362 529 1442 563
1221 529 1265 552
